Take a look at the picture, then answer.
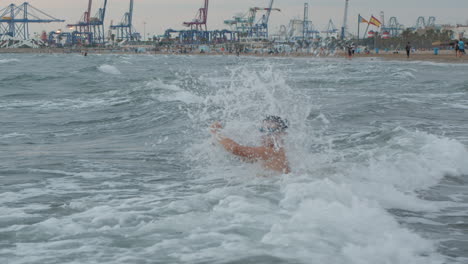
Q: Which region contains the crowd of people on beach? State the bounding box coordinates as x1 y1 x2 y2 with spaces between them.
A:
4 38 465 62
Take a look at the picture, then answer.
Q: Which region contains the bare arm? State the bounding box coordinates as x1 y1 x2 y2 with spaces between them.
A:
210 122 268 161
217 136 268 161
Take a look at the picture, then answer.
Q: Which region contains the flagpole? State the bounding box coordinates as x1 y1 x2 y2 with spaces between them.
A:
363 22 370 40
374 28 377 50
363 15 371 40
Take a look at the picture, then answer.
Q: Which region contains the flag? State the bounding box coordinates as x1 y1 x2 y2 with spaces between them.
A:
358 15 369 24
369 16 382 27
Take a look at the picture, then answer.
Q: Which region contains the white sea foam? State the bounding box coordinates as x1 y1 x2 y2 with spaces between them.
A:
408 60 468 67
0 132 28 139
98 64 121 75
0 58 20 64
448 103 468 109
263 179 442 264
147 79 204 104
2 56 467 264
146 79 181 91
391 70 416 80
180 63 468 263
0 97 129 110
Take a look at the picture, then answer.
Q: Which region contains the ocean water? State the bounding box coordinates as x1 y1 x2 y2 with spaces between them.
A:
1 53 468 264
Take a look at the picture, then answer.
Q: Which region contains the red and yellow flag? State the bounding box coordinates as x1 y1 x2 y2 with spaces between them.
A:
358 15 369 24
369 16 382 27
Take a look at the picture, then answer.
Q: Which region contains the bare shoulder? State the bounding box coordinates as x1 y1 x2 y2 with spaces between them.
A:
250 146 272 159
262 146 287 159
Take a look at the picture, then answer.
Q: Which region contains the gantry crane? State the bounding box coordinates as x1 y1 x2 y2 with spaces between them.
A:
0 2 64 40
183 0 209 31
322 19 338 38
110 0 140 41
67 0 109 45
340 0 349 40
224 0 279 39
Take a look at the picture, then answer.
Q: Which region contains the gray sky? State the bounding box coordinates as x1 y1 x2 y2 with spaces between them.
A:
3 0 468 36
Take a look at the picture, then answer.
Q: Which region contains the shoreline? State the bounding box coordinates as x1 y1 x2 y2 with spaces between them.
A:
1 48 467 63
353 52 468 63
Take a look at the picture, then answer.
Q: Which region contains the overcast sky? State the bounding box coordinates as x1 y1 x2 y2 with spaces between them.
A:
4 0 468 37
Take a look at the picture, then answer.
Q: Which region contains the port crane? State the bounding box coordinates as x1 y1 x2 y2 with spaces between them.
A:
110 0 140 41
183 0 209 31
0 2 64 40
67 0 109 45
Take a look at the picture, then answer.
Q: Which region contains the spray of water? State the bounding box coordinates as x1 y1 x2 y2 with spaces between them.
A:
147 59 468 263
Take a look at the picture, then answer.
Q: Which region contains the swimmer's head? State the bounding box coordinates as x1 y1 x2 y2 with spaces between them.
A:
259 116 288 134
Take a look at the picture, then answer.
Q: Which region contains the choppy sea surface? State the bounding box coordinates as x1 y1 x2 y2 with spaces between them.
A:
1 53 468 264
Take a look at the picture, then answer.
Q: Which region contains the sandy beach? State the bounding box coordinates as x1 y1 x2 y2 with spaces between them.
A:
1 47 467 63
353 52 468 63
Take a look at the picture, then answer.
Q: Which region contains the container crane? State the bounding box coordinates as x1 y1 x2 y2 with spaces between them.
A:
224 9 258 36
322 19 338 38
110 0 140 41
253 0 280 38
303 3 309 39
183 0 209 31
224 0 279 39
381 16 403 37
67 0 108 45
340 0 349 40
0 2 64 40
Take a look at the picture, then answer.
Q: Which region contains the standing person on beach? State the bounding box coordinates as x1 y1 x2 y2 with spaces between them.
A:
405 42 411 58
346 44 353 59
458 40 465 57
455 40 460 57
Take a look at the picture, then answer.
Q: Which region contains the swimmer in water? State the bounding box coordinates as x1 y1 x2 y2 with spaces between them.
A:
210 116 290 174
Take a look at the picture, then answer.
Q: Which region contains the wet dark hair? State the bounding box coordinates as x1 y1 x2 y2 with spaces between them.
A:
263 115 288 133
